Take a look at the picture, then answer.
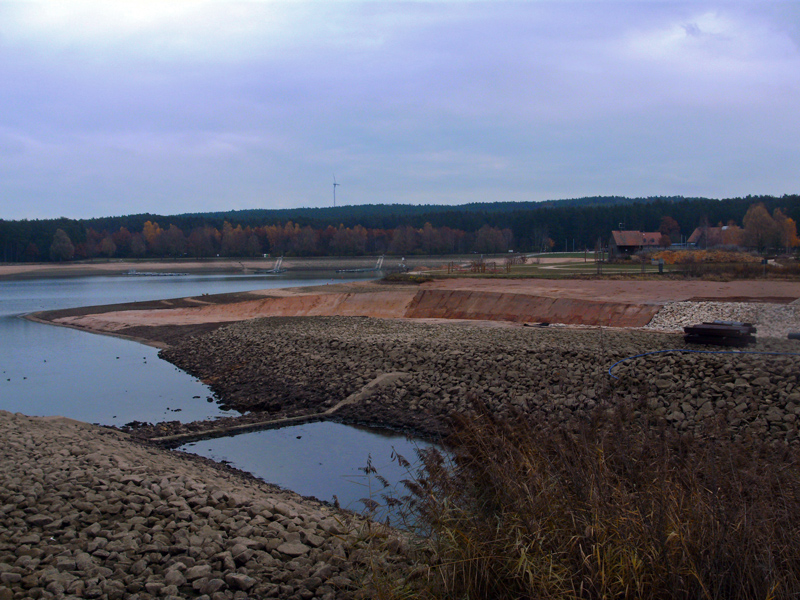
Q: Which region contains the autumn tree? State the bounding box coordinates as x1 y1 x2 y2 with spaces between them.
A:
743 203 779 251
112 227 132 256
49 229 74 261
142 221 163 255
187 227 215 257
388 225 419 255
329 225 368 255
721 221 745 246
474 225 510 254
368 229 391 254
220 221 247 256
81 227 103 258
99 235 117 257
292 226 318 256
130 233 147 257
161 224 187 257
246 234 262 257
264 223 294 255
420 222 441 255
773 209 800 252
659 216 681 239
316 225 338 255
439 226 463 254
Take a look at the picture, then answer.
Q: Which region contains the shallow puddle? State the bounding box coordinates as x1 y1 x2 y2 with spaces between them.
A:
178 421 435 522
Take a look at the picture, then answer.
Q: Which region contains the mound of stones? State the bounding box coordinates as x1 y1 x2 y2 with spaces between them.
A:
612 351 799 443
159 316 799 446
0 411 407 600
645 301 800 338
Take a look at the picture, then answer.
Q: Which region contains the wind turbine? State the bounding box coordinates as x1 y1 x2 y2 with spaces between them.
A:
332 175 340 208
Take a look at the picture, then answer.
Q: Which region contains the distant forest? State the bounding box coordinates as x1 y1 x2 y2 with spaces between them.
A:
2 195 798 262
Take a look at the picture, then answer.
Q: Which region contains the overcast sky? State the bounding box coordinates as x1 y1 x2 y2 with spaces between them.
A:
1 1 798 220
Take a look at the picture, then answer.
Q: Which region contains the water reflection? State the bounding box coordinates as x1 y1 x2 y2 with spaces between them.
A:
0 271 433 515
0 272 374 424
179 421 433 521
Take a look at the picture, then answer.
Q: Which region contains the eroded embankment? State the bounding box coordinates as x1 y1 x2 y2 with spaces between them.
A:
41 284 662 338
405 289 659 326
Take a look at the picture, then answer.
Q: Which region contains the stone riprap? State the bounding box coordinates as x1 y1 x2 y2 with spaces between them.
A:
156 316 800 446
0 410 404 600
644 301 800 338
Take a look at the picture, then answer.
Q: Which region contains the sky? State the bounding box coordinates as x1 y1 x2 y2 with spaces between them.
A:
1 1 799 221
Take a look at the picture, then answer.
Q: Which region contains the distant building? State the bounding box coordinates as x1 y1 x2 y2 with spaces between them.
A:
687 226 742 248
609 230 664 257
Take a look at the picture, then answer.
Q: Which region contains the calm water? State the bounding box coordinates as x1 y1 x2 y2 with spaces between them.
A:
0 270 429 511
0 272 370 424
179 421 432 517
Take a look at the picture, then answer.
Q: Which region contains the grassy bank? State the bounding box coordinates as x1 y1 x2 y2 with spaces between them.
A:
378 402 800 600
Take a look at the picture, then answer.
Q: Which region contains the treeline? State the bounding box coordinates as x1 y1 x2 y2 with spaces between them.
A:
42 221 514 262
2 194 798 262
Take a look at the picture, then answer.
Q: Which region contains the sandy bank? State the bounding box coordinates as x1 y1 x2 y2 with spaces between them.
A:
0 254 465 280
37 278 800 341
427 278 800 303
0 259 283 279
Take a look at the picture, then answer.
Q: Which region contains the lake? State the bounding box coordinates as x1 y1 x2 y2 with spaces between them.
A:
0 270 430 511
0 272 363 424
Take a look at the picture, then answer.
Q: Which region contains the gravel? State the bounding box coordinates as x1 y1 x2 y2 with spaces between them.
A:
5 301 800 599
157 315 800 446
0 411 407 600
644 301 800 338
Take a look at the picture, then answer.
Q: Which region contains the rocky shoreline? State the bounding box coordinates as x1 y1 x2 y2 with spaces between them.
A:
0 411 409 600
147 315 800 447
8 289 800 599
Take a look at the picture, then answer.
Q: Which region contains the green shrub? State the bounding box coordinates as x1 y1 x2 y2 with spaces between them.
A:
382 272 433 284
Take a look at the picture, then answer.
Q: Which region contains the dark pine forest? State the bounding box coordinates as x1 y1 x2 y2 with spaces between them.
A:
2 195 798 262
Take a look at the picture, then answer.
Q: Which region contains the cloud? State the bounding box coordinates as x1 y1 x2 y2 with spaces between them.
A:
0 2 798 219
2 1 291 61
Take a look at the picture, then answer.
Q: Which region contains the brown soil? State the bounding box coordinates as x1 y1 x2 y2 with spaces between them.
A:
427 278 800 303
30 278 800 348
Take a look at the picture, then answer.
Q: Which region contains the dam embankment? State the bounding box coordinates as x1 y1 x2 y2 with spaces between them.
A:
36 279 676 337
34 278 800 341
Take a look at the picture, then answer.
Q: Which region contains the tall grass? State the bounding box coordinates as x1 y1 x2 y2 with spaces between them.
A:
385 404 800 600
